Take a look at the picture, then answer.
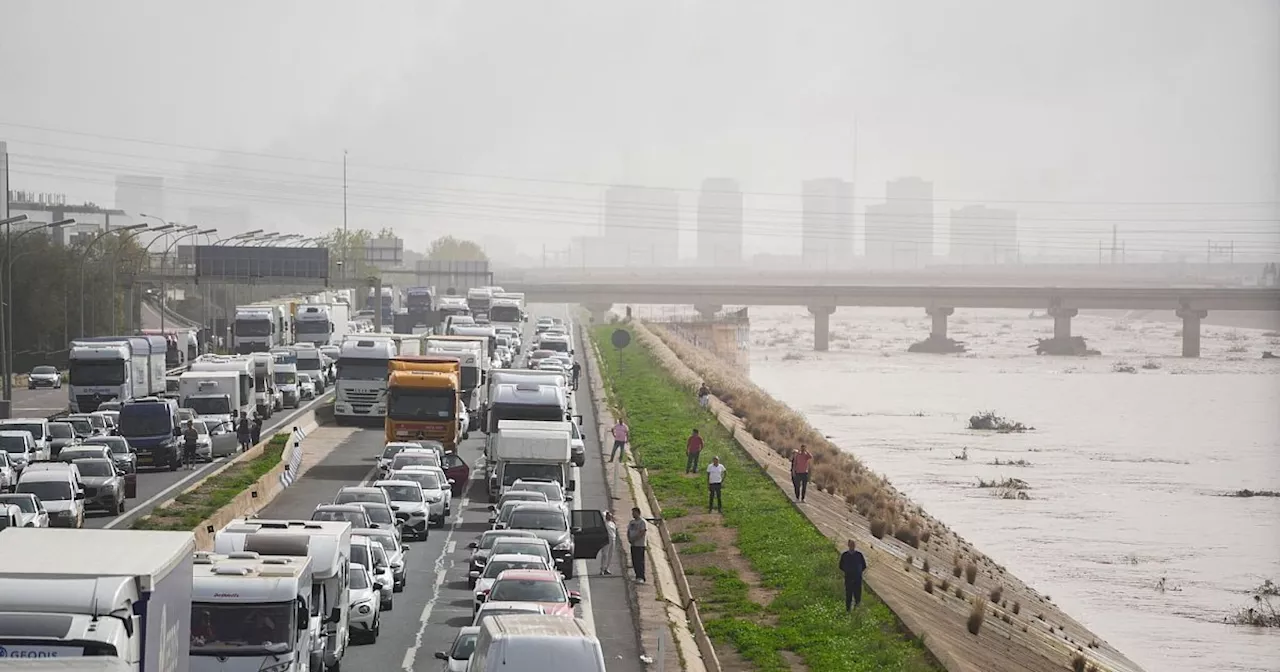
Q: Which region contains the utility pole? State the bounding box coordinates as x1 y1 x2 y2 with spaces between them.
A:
1110 224 1118 265
342 150 348 285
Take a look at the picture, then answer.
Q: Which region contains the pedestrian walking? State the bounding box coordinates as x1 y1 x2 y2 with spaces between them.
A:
609 418 630 462
235 413 252 452
685 429 703 473
250 413 263 446
598 511 618 575
627 507 647 583
791 444 813 502
571 361 582 390
182 421 199 470
840 539 868 611
697 382 710 409
706 456 725 512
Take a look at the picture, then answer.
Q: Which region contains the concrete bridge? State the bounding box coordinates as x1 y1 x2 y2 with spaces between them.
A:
505 282 1280 357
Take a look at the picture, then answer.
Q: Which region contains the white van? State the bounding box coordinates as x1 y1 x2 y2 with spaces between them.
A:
16 463 85 528
0 418 51 461
467 615 605 672
0 430 38 473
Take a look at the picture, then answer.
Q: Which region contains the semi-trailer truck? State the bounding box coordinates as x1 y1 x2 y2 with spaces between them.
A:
333 337 396 425
67 336 166 412
294 305 335 347
0 528 196 672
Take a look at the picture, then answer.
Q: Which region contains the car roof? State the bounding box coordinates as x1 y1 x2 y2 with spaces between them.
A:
355 501 393 510
491 538 551 549
373 480 420 488
72 457 113 467
0 430 33 437
494 569 562 582
487 553 546 564
507 502 563 513
480 529 537 540
315 504 366 512
339 486 385 494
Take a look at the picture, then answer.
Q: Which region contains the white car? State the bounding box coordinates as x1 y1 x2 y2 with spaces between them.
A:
26 365 62 390
0 431 37 475
16 463 83 528
0 493 48 528
298 373 317 400
370 543 395 610
509 478 571 518
347 563 381 644
358 527 408 591
0 452 16 493
391 466 450 525
377 442 426 477
470 554 552 616
433 626 480 671
192 421 215 461
374 479 430 541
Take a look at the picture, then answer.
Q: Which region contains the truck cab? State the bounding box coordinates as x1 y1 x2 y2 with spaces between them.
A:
276 364 301 409
233 307 278 354
190 551 313 672
385 362 462 450
333 338 396 426
177 371 244 432
295 305 335 347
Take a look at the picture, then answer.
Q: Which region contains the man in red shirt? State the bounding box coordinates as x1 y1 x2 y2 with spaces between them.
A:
791 444 813 502
685 429 704 474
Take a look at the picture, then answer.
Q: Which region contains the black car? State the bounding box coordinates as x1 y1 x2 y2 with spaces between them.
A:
46 422 79 459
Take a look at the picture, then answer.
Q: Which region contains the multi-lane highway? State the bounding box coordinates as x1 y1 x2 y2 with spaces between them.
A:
256 306 646 671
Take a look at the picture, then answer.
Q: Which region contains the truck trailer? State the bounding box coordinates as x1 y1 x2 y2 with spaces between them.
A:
67 336 166 412
0 528 196 672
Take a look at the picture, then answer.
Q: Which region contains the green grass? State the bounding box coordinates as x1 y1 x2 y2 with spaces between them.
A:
132 433 290 531
592 326 939 672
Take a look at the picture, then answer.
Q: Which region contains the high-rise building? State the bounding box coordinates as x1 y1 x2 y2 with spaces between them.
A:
864 177 934 268
949 205 1018 265
604 185 679 267
696 178 743 267
800 178 854 270
115 175 166 220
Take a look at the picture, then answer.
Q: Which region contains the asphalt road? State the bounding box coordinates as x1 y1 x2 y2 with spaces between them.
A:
257 305 646 672
6 385 69 419
76 393 335 530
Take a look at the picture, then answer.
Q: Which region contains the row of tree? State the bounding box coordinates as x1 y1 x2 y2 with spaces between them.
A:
1 230 151 371
314 228 488 282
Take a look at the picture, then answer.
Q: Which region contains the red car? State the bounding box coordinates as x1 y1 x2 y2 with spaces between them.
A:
478 569 580 618
441 451 470 498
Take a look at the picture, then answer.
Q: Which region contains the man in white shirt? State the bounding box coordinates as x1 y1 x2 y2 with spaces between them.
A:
706 456 726 512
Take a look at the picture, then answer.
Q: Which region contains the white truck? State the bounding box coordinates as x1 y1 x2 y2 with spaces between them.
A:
0 528 196 671
326 303 350 346
190 551 313 672
214 520 353 672
294 305 335 347
293 345 326 394
486 423 574 501
252 352 280 418
67 336 166 412
233 305 284 354
177 371 247 431
333 337 395 426
187 356 255 424
425 342 483 431
488 296 523 327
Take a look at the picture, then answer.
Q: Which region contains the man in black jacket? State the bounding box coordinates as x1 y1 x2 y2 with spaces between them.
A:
839 539 868 611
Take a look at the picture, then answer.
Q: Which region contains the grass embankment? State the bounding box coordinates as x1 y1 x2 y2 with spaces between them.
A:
133 433 290 531
592 325 938 672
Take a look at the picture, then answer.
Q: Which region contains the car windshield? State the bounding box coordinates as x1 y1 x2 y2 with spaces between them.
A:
501 463 563 487
73 460 115 477
378 484 422 502
48 423 74 439
184 396 231 415
449 632 479 660
274 372 297 385
312 509 368 526
0 424 42 441
67 419 93 435
508 511 567 531
403 471 441 490
513 482 562 502
0 495 36 513
361 506 394 526
349 567 370 590
69 360 126 386
190 602 293 655
391 454 437 470
120 405 174 437
18 480 71 501
336 359 390 381
483 559 545 578
84 439 128 454
32 366 57 375
479 532 531 550
381 444 409 459
387 389 454 419
489 579 567 603
336 491 385 505
350 544 372 569
0 436 29 453
500 493 547 507
366 533 397 552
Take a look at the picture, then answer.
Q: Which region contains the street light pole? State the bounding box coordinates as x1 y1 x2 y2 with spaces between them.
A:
80 224 148 338
109 224 170 335
158 226 199 336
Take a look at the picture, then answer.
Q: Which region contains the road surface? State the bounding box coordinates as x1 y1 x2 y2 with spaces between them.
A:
6 385 69 419
257 305 646 671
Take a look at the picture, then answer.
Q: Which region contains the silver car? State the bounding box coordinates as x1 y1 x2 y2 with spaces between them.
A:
357 527 408 592
71 458 126 515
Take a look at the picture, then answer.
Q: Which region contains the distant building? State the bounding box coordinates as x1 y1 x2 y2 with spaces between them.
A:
865 177 934 269
115 175 166 221
604 185 679 267
800 178 854 270
6 190 133 245
696 178 743 267
949 205 1018 265
364 233 404 271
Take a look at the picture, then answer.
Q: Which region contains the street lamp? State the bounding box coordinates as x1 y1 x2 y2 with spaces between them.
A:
80 224 149 338
107 224 170 335
246 233 281 244
1 217 71 401
157 226 201 335
213 229 264 246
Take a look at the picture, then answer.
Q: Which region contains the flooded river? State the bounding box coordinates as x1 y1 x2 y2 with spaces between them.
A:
746 307 1280 672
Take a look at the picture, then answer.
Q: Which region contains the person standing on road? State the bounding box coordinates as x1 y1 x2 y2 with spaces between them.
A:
598 511 618 575
182 421 199 470
235 413 252 452
840 539 868 611
706 456 726 512
627 507 647 583
791 444 813 502
685 429 704 473
609 418 630 462
250 413 263 446
571 361 582 390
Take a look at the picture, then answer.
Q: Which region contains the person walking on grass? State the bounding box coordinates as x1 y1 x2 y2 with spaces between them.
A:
598 511 618 575
685 429 704 473
840 539 868 611
791 444 813 502
697 382 710 409
706 456 725 512
627 507 647 583
609 418 630 462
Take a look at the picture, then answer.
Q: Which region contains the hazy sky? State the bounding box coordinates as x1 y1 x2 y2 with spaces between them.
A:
2 0 1277 262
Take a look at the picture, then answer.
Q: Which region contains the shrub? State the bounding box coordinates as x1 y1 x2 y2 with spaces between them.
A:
955 585 964 599
1071 654 1087 672
965 562 978 584
989 585 1004 603
894 522 921 548
924 577 934 593
922 559 930 573
1012 601 1021 615
940 579 951 592
869 518 888 539
967 598 987 635
953 565 963 578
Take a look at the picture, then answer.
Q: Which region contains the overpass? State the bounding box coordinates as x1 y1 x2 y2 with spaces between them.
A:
505 283 1280 357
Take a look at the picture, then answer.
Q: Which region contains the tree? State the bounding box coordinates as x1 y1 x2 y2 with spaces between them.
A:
317 227 378 282
425 236 488 262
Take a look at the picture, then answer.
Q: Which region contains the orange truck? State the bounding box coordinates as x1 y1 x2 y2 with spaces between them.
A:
385 356 464 449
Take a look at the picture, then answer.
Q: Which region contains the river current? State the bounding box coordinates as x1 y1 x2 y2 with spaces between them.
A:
740 306 1280 672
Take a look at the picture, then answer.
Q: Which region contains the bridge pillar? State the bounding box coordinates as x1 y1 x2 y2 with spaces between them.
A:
927 307 954 340
1050 307 1078 340
582 303 612 325
808 305 835 351
693 304 722 321
1176 308 1207 358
